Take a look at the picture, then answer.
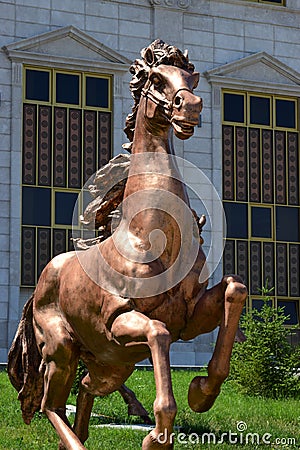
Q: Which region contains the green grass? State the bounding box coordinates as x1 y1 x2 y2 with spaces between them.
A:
0 369 299 449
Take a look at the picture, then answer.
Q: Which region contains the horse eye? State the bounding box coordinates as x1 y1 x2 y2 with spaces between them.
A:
152 76 162 87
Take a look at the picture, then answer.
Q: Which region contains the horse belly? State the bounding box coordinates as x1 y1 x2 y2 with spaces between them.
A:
146 292 187 340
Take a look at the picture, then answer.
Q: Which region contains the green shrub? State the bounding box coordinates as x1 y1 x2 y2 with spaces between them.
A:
229 288 300 399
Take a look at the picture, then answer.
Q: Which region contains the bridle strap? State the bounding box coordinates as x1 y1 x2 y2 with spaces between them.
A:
141 84 193 120
141 86 172 119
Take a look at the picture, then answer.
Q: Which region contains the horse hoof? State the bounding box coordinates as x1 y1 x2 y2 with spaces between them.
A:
128 406 153 425
141 415 154 425
142 431 174 449
188 376 220 413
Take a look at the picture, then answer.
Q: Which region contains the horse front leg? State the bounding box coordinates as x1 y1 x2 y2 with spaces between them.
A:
111 311 177 449
181 275 247 413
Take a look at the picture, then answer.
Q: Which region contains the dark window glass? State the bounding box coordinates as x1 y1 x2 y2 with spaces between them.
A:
25 69 49 102
22 186 51 226
276 99 296 128
86 77 109 108
261 0 283 3
276 206 299 242
251 207 272 238
223 93 245 123
56 73 79 105
252 299 272 312
277 300 299 325
252 298 273 322
224 202 248 238
55 192 78 225
250 96 270 126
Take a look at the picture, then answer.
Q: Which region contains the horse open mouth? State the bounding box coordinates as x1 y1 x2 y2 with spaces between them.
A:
172 119 196 138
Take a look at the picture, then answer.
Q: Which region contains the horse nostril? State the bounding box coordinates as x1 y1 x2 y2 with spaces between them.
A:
174 95 183 109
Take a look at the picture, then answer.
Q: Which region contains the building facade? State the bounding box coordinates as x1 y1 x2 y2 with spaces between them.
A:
0 0 300 364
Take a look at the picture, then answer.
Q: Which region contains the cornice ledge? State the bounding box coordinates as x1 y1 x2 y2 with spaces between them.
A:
2 25 131 67
204 52 300 87
5 50 129 73
149 0 190 10
205 75 300 96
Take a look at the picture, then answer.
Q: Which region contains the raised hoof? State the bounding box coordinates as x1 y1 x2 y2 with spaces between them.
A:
188 376 220 413
142 431 173 449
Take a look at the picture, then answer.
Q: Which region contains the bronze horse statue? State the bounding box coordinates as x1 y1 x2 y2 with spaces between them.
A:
8 40 247 449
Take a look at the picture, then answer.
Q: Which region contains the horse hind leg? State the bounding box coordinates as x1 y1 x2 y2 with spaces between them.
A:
72 378 152 444
72 358 137 446
37 320 85 450
74 385 153 435
72 385 95 447
43 362 85 450
118 384 153 425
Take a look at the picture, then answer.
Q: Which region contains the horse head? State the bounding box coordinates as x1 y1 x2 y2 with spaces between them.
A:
124 39 203 144
142 64 202 139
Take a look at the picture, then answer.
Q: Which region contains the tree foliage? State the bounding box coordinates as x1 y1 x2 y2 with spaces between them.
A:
229 288 300 399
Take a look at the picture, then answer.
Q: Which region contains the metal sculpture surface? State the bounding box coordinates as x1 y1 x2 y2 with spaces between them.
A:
8 40 247 449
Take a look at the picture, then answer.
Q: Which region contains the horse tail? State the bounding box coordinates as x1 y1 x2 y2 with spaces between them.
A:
7 294 44 425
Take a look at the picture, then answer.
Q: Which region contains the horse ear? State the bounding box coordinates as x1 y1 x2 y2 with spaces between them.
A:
191 72 200 89
143 47 155 66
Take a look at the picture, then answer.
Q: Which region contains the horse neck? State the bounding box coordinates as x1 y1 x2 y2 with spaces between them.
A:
126 98 187 194
131 99 172 156
121 99 190 266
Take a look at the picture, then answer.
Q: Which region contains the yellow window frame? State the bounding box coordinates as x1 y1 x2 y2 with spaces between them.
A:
24 67 112 111
243 0 285 5
250 296 275 310
83 73 112 111
23 66 52 105
21 65 113 287
274 96 298 131
276 297 300 327
53 70 82 108
259 0 285 5
222 90 247 126
223 90 298 130
249 204 274 241
247 93 272 128
222 88 300 326
52 188 81 229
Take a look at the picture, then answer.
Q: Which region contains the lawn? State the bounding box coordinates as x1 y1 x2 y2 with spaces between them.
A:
0 369 299 449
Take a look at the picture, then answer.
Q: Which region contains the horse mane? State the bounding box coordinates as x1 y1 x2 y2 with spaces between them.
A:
123 39 195 147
